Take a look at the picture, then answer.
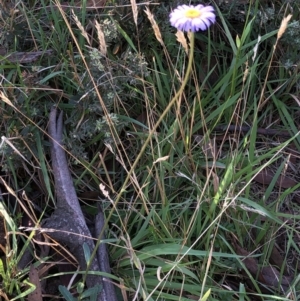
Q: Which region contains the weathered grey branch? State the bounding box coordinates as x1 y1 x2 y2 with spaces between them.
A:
43 108 118 301
95 206 118 301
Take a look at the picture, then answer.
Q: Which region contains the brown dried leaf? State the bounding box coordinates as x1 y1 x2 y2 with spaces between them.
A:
269 245 288 274
233 242 259 276
233 242 293 292
260 266 292 292
254 168 297 188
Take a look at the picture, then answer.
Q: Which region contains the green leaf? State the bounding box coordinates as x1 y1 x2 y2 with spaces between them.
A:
0 258 5 278
115 22 137 52
120 243 259 266
80 284 102 300
77 281 84 294
237 197 282 224
200 289 211 301
59 285 76 301
83 242 91 265
11 280 36 301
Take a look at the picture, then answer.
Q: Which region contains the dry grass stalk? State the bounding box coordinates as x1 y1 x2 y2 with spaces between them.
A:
130 0 138 26
144 7 164 46
277 14 292 40
72 9 91 45
176 31 188 54
95 20 107 56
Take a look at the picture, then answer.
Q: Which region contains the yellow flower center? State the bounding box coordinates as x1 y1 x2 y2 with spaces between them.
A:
185 8 201 19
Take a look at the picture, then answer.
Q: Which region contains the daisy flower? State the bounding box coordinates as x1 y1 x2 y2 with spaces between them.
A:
170 4 216 32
